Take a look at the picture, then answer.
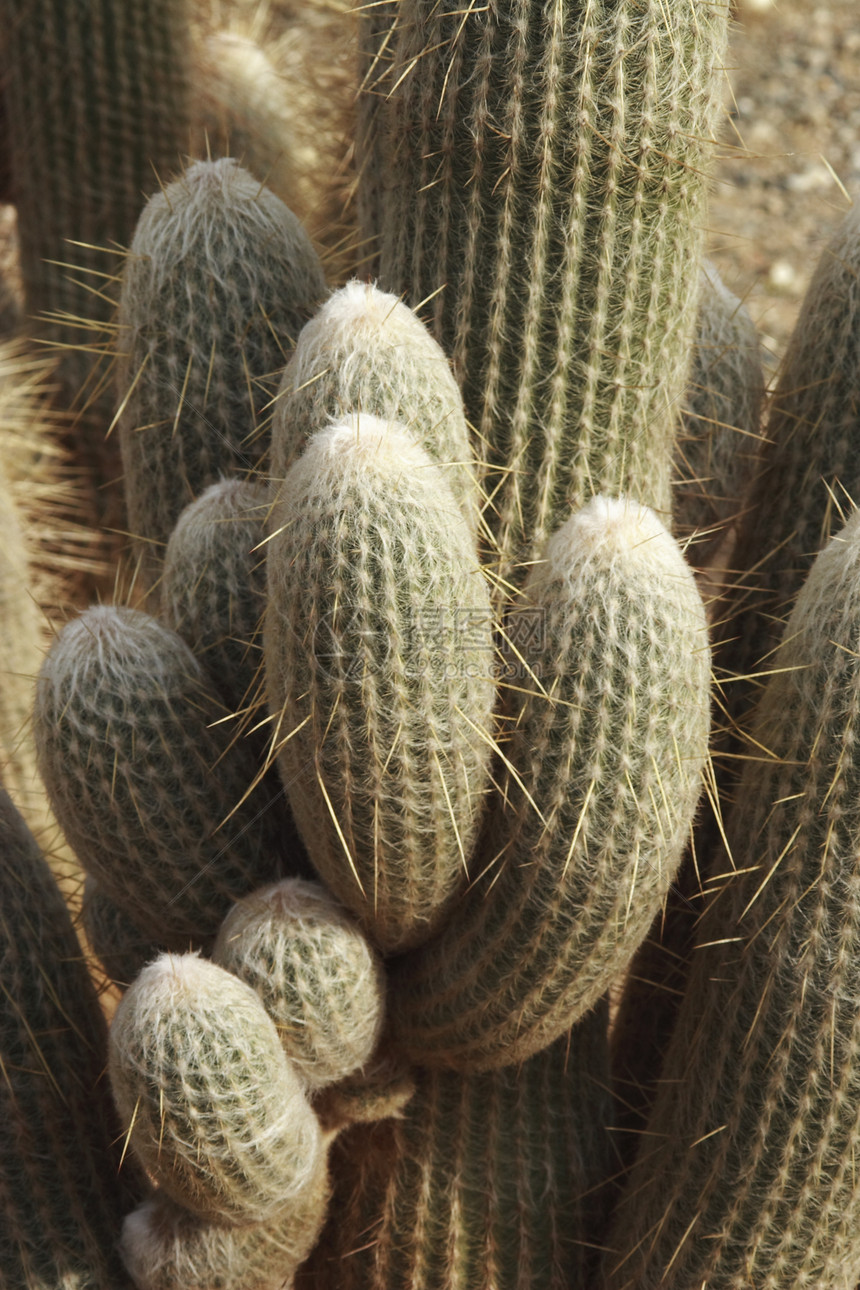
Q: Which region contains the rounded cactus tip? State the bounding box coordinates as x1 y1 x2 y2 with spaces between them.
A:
109 951 323 1225
540 494 695 584
214 878 386 1090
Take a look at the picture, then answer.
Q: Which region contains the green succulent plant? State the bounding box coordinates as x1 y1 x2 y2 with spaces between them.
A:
10 3 860 1290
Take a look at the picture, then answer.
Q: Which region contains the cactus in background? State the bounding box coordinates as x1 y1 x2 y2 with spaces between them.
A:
82 875 166 989
109 953 323 1223
266 415 495 953
388 496 710 1068
161 476 270 723
120 1170 330 1290
0 0 192 529
34 605 293 946
674 260 765 565
726 202 860 726
604 506 860 1289
358 0 729 576
117 157 325 569
213 878 386 1089
0 784 142 1288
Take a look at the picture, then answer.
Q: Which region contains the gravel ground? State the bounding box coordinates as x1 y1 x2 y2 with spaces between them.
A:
711 0 860 364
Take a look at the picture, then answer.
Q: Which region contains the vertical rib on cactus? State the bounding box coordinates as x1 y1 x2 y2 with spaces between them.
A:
359 0 729 577
302 1008 613 1290
265 416 495 954
674 259 765 565
109 953 323 1224
35 605 290 946
604 506 860 1289
726 202 860 726
389 496 710 1069
117 157 325 568
0 784 141 1288
162 477 270 723
0 0 192 525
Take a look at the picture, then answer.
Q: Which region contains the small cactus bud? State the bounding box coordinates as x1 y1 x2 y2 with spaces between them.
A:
109 952 323 1224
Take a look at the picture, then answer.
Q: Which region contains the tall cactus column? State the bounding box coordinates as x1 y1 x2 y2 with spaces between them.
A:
0 0 192 529
359 0 730 575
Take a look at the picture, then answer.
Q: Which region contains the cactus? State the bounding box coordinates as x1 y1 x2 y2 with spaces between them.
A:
161 476 270 723
109 952 324 1224
119 1169 330 1290
302 1009 613 1290
358 0 730 576
388 496 711 1069
604 507 860 1288
271 281 478 534
81 875 166 989
117 157 326 568
213 878 386 1089
0 784 141 1288
0 0 192 529
266 415 496 953
34 604 293 946
674 260 765 565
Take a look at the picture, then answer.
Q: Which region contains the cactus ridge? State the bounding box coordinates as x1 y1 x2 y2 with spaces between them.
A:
118 156 325 560
390 496 711 1069
674 259 765 562
109 952 323 1225
303 1008 613 1290
360 0 729 575
272 280 478 534
213 878 386 1089
0 786 140 1289
35 604 288 945
604 507 860 1289
266 415 496 953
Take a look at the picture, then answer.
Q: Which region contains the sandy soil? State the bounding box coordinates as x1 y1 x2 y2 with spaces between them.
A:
711 0 860 365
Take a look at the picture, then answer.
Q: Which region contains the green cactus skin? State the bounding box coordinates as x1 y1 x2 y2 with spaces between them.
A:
214 878 386 1089
726 203 860 726
603 506 860 1289
265 415 496 954
119 1160 331 1290
34 605 291 947
674 260 765 565
109 952 323 1225
0 0 191 527
82 875 166 989
300 1008 613 1290
0 784 142 1289
357 0 729 577
117 156 325 566
271 281 477 536
388 495 710 1069
312 1048 416 1134
161 477 270 722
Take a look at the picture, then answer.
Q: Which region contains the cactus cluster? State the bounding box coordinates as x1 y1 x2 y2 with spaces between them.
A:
6 2 860 1290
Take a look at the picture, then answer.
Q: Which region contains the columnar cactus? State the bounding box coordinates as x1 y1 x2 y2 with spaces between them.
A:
358 0 730 574
389 496 711 1069
604 507 860 1289
0 784 141 1288
34 605 293 946
266 415 496 952
117 157 325 567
